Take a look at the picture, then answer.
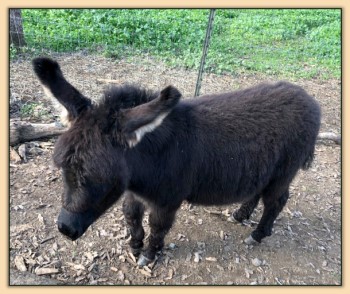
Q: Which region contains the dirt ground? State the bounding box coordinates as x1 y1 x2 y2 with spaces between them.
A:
9 53 341 285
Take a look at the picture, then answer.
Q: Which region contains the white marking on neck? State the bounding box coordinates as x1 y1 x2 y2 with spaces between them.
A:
127 111 169 148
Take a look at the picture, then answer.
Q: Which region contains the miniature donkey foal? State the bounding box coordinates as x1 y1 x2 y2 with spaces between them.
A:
32 57 321 266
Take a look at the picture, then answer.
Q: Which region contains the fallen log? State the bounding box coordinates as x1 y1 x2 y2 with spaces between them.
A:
317 132 341 145
10 120 67 146
10 120 341 146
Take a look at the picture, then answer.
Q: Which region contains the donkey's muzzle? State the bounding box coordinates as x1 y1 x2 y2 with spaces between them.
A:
57 221 80 241
57 207 97 241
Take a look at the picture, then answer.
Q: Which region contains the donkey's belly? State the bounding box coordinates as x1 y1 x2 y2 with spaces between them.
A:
186 190 255 206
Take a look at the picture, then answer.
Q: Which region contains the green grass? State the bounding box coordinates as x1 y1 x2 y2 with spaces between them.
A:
20 102 49 120
17 9 341 79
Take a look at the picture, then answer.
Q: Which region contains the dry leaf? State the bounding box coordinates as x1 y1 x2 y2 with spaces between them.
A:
116 270 125 281
37 214 45 225
164 268 174 280
74 264 86 271
67 262 85 271
222 209 230 216
14 255 27 272
35 267 59 275
177 233 186 241
216 265 224 271
18 144 27 162
126 257 137 266
185 253 192 262
84 252 94 263
245 268 254 279
128 251 137 263
10 147 22 163
143 266 152 273
203 208 221 215
252 258 262 267
194 252 201 263
220 230 225 240
139 268 152 277
75 276 85 282
10 224 33 236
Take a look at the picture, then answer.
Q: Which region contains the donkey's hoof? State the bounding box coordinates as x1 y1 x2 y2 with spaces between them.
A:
137 254 153 267
244 235 259 245
232 211 246 223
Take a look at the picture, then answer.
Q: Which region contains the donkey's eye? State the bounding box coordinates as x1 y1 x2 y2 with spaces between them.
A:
63 169 78 186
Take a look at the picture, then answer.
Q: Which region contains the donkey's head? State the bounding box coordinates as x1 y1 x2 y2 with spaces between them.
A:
32 57 181 240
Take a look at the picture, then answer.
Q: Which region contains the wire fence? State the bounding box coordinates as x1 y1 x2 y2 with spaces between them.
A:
9 9 341 107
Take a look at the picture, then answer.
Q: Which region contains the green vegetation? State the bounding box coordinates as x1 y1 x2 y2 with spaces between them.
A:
18 9 341 79
20 102 49 120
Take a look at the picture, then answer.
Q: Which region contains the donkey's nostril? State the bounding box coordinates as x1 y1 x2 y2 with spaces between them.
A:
57 222 79 241
57 207 96 241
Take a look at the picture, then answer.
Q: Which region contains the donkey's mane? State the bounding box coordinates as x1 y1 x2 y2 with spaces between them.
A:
100 84 159 111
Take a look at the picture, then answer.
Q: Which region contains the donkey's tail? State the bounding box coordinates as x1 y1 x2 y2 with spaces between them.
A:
302 149 315 170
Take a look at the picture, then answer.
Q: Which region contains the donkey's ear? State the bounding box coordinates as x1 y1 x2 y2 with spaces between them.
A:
119 85 181 147
32 57 92 124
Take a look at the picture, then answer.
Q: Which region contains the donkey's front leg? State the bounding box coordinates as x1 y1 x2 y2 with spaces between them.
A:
122 192 145 257
137 205 178 266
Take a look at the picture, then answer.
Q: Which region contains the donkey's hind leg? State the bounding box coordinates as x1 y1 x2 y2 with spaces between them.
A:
122 192 145 257
245 188 290 245
232 194 261 223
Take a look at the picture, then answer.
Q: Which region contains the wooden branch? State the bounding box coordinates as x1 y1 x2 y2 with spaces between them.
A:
317 132 341 145
10 120 67 146
9 119 341 147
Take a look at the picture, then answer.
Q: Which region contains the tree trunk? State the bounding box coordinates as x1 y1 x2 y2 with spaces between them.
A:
10 9 26 47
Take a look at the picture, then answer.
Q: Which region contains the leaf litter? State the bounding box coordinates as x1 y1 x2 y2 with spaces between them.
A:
9 52 341 285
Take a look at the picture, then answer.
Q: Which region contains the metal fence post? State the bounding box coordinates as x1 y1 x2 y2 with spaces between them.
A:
194 9 216 97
